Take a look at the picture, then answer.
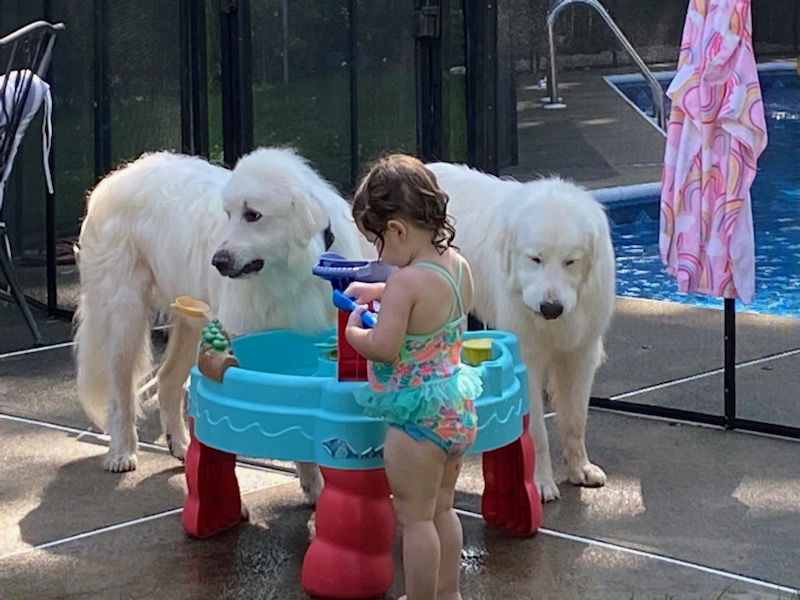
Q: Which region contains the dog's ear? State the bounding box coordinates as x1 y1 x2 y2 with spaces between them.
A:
285 187 329 271
292 189 328 239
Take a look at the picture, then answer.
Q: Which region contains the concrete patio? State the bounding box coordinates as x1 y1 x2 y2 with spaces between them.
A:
2 290 798 600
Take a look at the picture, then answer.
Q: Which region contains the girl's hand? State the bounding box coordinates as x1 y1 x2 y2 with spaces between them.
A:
344 282 385 304
346 304 368 329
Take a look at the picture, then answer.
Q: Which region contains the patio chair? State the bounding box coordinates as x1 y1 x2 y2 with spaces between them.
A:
0 21 64 345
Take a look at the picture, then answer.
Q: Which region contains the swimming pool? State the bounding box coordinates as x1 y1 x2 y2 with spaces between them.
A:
601 64 800 318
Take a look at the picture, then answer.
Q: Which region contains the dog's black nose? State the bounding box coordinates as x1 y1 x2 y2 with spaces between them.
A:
241 259 264 275
540 301 563 320
212 250 233 276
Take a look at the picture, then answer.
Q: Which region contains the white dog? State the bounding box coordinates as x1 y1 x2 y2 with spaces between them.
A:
75 148 364 501
427 163 615 502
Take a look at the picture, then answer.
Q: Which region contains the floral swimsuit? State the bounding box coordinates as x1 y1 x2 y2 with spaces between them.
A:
355 260 481 457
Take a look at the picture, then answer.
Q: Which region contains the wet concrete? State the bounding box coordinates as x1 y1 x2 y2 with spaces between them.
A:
0 335 169 442
595 298 800 400
0 304 73 355
455 410 800 592
1 477 791 600
0 345 97 432
628 354 800 425
0 419 291 558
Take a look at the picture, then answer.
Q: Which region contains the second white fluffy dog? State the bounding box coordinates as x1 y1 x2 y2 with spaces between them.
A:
428 163 615 501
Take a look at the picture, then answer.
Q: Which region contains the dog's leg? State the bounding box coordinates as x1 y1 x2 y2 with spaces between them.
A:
523 356 560 502
156 316 202 461
295 461 323 505
103 276 153 473
551 343 606 488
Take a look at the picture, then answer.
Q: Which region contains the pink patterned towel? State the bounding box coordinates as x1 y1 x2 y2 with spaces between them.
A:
659 0 767 304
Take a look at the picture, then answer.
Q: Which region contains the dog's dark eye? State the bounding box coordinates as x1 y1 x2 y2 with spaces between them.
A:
565 259 576 266
243 209 262 223
530 256 541 264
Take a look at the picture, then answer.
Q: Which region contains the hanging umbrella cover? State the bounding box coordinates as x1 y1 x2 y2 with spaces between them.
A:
660 0 768 304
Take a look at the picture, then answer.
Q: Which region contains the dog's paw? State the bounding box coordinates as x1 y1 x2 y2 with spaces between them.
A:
568 461 606 488
535 473 561 502
165 431 190 462
104 451 138 473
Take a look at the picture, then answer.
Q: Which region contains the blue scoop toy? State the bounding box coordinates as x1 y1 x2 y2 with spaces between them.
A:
332 289 377 328
312 252 396 291
314 253 393 329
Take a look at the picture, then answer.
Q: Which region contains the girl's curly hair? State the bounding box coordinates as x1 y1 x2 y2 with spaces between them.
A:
352 154 456 254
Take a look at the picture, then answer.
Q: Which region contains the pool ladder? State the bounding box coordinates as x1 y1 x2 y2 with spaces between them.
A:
545 0 667 132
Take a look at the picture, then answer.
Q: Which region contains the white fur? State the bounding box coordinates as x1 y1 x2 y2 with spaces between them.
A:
75 148 364 502
427 163 615 502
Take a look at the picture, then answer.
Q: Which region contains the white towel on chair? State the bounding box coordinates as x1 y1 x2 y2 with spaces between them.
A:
0 68 54 212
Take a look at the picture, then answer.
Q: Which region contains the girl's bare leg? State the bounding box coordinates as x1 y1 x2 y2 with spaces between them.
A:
433 456 464 600
383 427 446 600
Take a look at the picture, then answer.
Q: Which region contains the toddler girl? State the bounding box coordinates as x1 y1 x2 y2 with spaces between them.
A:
345 154 482 600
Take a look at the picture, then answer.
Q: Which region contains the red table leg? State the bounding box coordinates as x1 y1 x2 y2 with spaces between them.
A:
336 310 369 381
301 467 394 599
481 414 541 536
182 417 244 538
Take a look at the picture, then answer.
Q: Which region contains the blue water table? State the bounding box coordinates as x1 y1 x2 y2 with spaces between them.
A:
179 256 541 600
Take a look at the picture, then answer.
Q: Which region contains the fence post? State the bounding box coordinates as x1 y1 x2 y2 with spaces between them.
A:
463 0 497 174
219 0 253 166
723 298 737 429
93 0 111 180
180 0 209 158
415 0 443 162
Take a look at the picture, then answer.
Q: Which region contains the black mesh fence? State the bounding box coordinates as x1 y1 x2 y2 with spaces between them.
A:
248 0 417 189
106 2 184 166
250 0 353 186
1 1 188 310
355 0 416 180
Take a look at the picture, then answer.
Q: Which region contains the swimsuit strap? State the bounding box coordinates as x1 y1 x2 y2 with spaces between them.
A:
412 260 465 320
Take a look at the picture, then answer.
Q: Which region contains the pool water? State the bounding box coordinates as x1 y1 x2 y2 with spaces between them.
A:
605 68 800 318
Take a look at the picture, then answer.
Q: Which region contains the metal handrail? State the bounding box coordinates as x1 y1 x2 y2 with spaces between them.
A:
546 0 666 132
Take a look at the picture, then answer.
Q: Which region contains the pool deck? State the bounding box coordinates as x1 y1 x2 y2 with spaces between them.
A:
501 67 668 189
1 65 799 600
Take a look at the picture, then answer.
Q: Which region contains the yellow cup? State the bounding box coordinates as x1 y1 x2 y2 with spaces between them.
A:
462 338 493 366
171 295 211 319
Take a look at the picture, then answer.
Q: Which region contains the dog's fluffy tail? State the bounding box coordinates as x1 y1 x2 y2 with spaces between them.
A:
74 176 154 431
74 301 152 431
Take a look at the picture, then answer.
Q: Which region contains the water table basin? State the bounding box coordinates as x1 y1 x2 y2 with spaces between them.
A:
188 328 528 467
